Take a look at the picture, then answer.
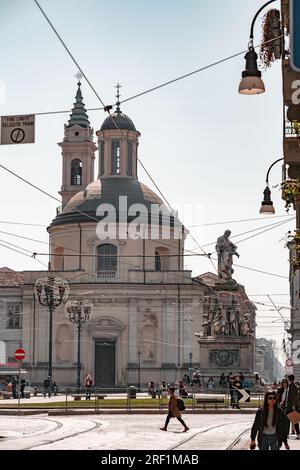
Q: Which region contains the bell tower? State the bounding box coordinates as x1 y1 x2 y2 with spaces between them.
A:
96 83 140 179
58 79 97 209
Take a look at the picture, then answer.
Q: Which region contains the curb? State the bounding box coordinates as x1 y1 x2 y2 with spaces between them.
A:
0 408 257 416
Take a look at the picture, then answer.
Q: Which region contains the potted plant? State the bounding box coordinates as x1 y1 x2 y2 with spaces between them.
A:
281 180 299 212
260 9 282 69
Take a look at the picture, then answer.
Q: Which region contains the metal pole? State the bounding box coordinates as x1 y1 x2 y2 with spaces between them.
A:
18 360 21 417
77 323 81 392
138 351 141 391
48 305 53 381
249 0 277 41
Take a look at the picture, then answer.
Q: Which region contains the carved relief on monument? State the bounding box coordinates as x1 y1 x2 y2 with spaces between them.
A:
209 349 240 367
195 298 254 339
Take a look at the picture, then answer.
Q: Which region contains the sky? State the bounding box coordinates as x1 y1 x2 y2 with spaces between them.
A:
0 0 291 362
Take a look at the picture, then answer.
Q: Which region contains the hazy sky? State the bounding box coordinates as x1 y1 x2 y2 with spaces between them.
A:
0 0 290 360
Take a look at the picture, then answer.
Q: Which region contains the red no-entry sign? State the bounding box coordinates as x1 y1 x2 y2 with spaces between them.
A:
14 348 26 361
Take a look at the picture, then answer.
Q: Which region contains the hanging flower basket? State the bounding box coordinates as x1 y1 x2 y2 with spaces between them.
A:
281 180 299 212
260 9 282 69
288 230 300 273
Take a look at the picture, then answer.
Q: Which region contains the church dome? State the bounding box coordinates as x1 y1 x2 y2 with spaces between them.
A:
50 178 178 227
100 111 136 132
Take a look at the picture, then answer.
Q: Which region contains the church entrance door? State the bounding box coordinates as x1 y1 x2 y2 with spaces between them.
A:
95 340 116 387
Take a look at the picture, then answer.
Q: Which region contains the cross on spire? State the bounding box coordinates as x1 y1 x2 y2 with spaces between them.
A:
115 82 122 113
75 71 83 85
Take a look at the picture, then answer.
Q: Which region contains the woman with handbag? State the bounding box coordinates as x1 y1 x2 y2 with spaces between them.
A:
160 387 189 432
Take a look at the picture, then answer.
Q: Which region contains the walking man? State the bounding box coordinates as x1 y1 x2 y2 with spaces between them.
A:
160 387 189 432
43 376 51 398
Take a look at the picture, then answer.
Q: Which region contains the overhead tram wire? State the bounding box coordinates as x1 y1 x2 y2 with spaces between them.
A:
0 214 291 229
0 194 291 280
187 214 293 228
9 4 288 281
34 0 175 213
0 213 293 257
187 217 295 252
30 38 283 118
33 1 216 275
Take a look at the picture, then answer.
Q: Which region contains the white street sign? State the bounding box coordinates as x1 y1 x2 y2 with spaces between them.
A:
238 389 250 403
1 114 35 145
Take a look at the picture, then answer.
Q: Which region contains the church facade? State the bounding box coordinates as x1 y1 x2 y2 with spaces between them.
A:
0 83 256 387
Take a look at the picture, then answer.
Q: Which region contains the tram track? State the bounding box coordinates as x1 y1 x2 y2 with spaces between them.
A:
0 416 63 439
169 420 251 451
23 418 102 450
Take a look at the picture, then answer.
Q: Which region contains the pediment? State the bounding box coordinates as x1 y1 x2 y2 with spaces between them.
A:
87 316 126 332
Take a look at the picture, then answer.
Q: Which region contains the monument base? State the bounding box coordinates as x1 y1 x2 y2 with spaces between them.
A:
198 336 254 378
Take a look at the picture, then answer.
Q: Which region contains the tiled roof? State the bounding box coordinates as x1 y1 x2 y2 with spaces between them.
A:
0 268 24 286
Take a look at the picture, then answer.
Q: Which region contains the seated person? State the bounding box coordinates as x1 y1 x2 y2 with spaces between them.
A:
178 380 188 398
160 381 168 391
148 381 156 398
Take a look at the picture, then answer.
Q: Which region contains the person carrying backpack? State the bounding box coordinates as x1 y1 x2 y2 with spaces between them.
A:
160 387 189 432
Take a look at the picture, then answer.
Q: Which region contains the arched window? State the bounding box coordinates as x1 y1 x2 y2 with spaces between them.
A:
71 159 82 185
111 140 120 175
97 244 117 272
155 247 169 271
155 251 161 271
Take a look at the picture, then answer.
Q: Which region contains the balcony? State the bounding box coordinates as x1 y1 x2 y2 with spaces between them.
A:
97 270 117 281
284 119 300 170
282 58 299 105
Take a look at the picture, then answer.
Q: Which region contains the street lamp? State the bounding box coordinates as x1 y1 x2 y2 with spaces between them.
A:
259 158 284 214
189 352 193 381
34 276 69 381
137 349 142 391
65 299 93 391
239 0 277 95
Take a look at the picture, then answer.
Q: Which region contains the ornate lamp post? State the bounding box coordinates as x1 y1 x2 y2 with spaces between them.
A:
137 349 142 391
34 276 69 381
65 299 93 391
239 0 278 95
259 158 284 214
189 352 193 381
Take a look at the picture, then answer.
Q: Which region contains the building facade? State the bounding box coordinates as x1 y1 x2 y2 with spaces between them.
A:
0 84 256 387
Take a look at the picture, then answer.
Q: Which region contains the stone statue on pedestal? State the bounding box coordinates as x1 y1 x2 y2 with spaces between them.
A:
216 230 239 282
240 313 254 336
212 307 226 336
200 312 211 337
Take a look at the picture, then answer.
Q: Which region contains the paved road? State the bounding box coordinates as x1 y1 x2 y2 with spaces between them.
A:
0 413 254 450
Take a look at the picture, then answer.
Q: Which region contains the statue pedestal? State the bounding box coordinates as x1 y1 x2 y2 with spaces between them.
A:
214 280 239 291
197 336 254 377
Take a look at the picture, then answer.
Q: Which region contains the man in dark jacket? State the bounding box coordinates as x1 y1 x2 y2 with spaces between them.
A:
43 376 51 398
286 374 300 438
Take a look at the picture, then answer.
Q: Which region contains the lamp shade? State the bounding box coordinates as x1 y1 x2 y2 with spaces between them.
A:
260 186 275 214
239 76 265 95
259 203 275 214
239 48 265 95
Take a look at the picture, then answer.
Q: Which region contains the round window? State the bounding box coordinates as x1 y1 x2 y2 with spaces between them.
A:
74 131 79 136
